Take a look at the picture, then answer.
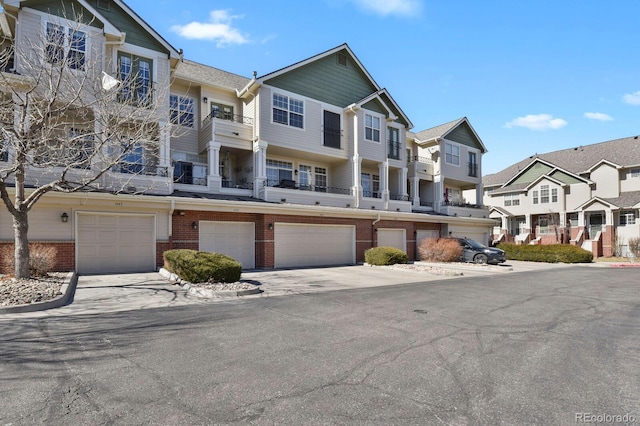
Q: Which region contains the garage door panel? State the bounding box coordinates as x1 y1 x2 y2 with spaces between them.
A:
77 213 155 274
199 221 255 269
274 223 355 268
377 229 405 251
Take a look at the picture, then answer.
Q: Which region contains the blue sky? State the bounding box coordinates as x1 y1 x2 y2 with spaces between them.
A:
126 0 640 175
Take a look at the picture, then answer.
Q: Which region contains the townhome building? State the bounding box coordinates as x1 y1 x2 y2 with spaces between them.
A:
483 136 640 257
0 0 495 274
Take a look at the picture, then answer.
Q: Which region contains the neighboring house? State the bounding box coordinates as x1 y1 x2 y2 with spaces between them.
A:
0 0 495 274
483 136 640 257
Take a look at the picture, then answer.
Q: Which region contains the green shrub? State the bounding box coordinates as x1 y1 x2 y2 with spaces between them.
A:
417 238 463 262
497 243 593 263
365 246 408 266
163 249 242 283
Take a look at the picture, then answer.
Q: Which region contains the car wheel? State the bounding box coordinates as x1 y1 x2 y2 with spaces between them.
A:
474 254 488 264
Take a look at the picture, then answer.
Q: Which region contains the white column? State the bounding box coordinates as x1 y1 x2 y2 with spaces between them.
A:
253 139 268 198
411 176 420 207
400 167 408 198
207 141 221 177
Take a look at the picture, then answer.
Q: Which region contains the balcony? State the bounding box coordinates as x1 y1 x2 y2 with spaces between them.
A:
407 155 434 180
261 179 354 208
173 161 207 186
440 201 489 218
199 111 253 153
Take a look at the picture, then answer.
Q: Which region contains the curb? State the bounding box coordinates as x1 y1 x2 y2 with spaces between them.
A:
159 268 262 298
0 272 78 314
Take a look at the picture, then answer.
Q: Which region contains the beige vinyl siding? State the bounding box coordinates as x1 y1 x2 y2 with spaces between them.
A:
566 183 592 211
331 161 354 191
621 168 640 192
591 164 620 198
170 83 200 154
440 140 481 184
259 87 348 159
358 110 386 162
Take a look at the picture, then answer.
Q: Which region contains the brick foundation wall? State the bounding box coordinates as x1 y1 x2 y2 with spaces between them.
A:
0 241 75 274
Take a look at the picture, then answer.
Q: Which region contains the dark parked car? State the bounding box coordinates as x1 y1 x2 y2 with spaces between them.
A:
449 237 506 264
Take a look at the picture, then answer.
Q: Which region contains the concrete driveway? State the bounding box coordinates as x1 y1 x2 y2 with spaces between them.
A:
0 261 581 319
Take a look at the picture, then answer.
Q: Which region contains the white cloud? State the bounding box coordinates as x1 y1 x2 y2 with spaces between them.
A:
623 90 640 105
584 112 613 121
170 10 248 47
504 114 567 131
351 0 423 17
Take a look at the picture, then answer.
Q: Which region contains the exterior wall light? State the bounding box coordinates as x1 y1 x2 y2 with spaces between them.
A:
61 212 69 223
202 97 208 103
192 221 198 230
268 223 274 230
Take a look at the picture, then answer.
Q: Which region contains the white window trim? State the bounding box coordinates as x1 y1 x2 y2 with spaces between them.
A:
270 89 305 130
111 43 161 86
170 94 195 127
445 142 461 166
41 18 89 72
364 112 383 143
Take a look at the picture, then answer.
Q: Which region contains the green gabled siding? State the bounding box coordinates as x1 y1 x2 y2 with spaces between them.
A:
264 49 378 108
24 0 103 28
511 162 553 185
446 122 482 150
362 99 386 115
549 169 582 184
378 92 409 128
84 0 169 53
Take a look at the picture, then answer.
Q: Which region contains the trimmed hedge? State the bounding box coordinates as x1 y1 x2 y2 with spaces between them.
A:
365 246 408 266
163 249 242 283
497 243 593 263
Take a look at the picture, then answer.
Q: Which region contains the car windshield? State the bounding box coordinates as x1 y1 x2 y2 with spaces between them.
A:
464 239 487 249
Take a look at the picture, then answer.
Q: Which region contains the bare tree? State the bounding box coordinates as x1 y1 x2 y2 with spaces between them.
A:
0 11 177 278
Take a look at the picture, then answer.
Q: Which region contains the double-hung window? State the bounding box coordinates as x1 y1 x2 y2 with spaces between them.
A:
365 114 380 142
45 22 86 71
538 216 550 234
170 95 194 127
620 211 637 226
540 185 549 203
551 188 558 203
532 190 539 204
272 93 303 128
118 52 153 106
445 143 460 165
504 193 520 207
299 165 312 190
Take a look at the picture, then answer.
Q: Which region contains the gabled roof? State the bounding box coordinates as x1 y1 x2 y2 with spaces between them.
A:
489 206 512 216
256 43 380 89
501 157 591 189
412 117 487 153
601 191 640 209
484 135 640 187
523 173 567 191
575 197 619 211
237 43 412 127
352 88 413 129
174 59 251 91
13 0 181 59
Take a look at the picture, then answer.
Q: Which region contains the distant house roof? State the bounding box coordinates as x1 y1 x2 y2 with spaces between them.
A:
174 60 251 91
410 117 487 153
484 135 640 187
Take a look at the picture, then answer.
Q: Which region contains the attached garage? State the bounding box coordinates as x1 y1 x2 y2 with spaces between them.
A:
274 223 355 268
449 225 489 245
416 229 440 259
199 221 255 269
76 213 156 274
377 228 406 251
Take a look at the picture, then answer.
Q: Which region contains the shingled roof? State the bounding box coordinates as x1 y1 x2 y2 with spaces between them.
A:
484 136 640 187
411 117 465 142
174 59 251 91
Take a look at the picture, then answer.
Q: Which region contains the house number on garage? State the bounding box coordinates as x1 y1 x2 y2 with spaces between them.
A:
115 202 123 206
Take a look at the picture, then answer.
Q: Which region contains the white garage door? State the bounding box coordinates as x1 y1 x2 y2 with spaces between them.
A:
274 223 355 268
377 229 406 251
77 213 155 274
449 226 488 245
199 221 255 269
416 229 440 259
